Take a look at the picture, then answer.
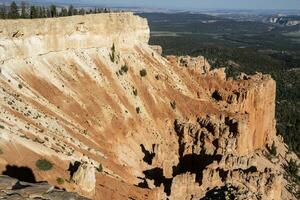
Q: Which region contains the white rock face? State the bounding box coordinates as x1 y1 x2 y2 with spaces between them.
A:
72 162 96 193
0 13 150 61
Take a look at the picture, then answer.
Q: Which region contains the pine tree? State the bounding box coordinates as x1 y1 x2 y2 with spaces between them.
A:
73 8 78 15
37 6 43 18
60 7 68 17
21 1 28 19
270 141 277 156
68 4 74 16
79 8 85 15
0 4 6 19
41 7 46 18
46 8 51 18
30 6 38 19
49 4 57 17
9 1 19 19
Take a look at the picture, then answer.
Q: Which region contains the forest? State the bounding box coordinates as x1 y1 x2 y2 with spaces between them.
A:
0 1 110 19
139 12 300 156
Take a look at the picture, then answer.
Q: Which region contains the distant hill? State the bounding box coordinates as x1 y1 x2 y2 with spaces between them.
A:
267 15 300 26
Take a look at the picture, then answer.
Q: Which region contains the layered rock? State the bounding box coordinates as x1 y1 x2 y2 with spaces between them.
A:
72 161 96 193
0 13 296 200
0 175 89 199
0 13 149 61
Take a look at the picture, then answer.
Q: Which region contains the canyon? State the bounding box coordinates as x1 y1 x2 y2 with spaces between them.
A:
0 13 298 199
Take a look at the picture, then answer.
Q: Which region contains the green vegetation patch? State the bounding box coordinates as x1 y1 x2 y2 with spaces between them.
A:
170 101 176 110
121 64 128 73
110 44 116 63
56 177 64 185
97 164 103 172
140 69 147 77
136 107 141 114
133 88 138 96
36 159 53 171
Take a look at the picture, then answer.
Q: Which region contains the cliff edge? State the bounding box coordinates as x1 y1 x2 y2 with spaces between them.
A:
0 13 149 61
0 13 298 200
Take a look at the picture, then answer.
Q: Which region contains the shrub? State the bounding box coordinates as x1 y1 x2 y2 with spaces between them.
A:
0 125 4 129
140 69 147 77
155 75 160 80
268 141 277 156
284 159 299 178
97 164 103 172
133 88 138 96
170 101 176 110
136 107 140 114
18 84 22 89
121 64 128 73
0 148 3 155
109 43 116 63
36 159 53 171
56 177 64 185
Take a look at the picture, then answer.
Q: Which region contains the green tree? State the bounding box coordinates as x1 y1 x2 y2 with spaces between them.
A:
73 8 78 15
268 141 277 156
0 4 7 19
285 159 299 178
110 43 116 62
9 1 19 19
79 8 85 15
37 6 43 18
41 7 46 18
20 1 28 18
68 4 74 16
60 7 68 17
46 7 51 17
30 6 38 19
49 4 57 17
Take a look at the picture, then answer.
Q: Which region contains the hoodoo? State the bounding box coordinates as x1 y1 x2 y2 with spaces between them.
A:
0 13 297 200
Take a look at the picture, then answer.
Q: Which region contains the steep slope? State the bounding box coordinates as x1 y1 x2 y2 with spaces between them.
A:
0 13 298 200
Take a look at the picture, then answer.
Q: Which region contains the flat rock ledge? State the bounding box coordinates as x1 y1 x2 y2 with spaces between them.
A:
0 175 89 200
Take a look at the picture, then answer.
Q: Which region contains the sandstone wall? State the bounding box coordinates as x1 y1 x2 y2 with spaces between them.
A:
0 13 285 200
236 75 276 155
0 13 149 61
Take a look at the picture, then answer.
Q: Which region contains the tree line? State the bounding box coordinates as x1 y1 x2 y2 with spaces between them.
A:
0 1 111 19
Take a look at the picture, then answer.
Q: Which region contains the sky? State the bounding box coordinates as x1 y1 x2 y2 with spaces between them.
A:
57 0 300 10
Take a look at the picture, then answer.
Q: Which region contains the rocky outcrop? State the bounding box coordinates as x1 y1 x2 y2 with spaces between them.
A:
168 57 276 156
150 45 163 55
0 13 297 200
0 13 149 61
0 175 89 199
72 161 96 193
267 16 300 26
164 117 282 200
167 55 211 74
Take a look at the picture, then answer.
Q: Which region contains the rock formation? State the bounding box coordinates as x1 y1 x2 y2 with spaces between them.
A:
0 175 89 199
72 160 96 193
0 13 298 200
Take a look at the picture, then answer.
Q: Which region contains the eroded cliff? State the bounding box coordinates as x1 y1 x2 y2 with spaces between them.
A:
0 13 298 200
